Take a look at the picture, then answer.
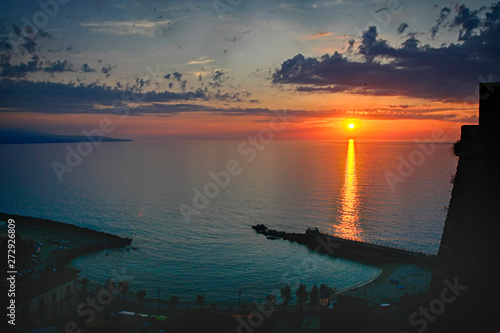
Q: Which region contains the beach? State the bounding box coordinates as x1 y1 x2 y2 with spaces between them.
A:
340 263 432 305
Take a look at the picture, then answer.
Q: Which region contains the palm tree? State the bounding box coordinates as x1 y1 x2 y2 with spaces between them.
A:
264 294 276 312
280 285 292 310
196 295 205 308
169 296 179 310
319 284 336 306
81 278 89 294
296 284 308 311
309 284 319 307
119 280 129 301
157 288 162 309
137 290 146 306
265 294 277 305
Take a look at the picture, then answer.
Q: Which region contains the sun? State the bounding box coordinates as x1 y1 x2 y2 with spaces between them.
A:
343 118 361 132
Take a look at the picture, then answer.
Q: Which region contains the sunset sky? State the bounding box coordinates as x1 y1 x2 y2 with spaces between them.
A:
1 0 499 141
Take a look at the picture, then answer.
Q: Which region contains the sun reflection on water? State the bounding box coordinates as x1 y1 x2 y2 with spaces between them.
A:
333 139 362 240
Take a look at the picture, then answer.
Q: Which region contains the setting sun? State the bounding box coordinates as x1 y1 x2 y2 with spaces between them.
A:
342 119 361 133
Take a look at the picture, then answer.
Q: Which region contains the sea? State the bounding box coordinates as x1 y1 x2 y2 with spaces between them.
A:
0 140 457 304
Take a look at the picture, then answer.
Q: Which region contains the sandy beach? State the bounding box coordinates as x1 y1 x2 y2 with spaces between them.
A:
340 263 433 306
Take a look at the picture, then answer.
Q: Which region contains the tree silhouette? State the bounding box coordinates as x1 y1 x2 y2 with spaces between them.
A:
81 278 89 294
265 294 277 311
319 284 336 305
309 284 319 307
296 284 308 311
119 280 129 301
280 285 292 310
169 296 179 310
137 290 146 306
265 294 277 305
196 295 205 308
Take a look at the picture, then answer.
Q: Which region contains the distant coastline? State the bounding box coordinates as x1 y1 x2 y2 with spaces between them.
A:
0 130 132 145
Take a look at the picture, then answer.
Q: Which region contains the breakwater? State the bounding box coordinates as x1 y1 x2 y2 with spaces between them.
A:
252 224 436 267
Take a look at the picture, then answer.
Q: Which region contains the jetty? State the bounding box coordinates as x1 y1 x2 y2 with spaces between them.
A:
252 224 436 267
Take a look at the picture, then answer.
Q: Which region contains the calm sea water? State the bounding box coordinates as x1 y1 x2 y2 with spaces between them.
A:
0 140 457 303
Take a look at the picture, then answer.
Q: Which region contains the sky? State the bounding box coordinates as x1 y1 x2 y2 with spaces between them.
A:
0 0 499 141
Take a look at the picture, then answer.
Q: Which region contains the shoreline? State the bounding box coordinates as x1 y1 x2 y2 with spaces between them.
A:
1 212 432 310
0 212 132 270
339 263 433 306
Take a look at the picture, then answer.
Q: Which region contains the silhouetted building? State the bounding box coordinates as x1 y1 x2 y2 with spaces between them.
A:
429 82 500 332
17 272 79 331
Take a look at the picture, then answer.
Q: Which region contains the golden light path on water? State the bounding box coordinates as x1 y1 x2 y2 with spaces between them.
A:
334 139 362 240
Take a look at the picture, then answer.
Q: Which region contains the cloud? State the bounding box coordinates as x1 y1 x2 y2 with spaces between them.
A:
0 78 247 114
44 60 73 74
80 20 171 37
187 58 213 65
309 31 333 39
272 2 500 102
82 63 96 73
397 23 409 34
430 7 452 39
0 23 52 55
101 64 115 78
0 56 98 78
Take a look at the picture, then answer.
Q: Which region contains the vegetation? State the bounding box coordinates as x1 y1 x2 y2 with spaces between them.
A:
137 290 146 306
309 284 319 306
196 294 205 308
319 284 336 303
119 280 129 301
280 284 292 310
453 140 462 156
169 296 179 310
81 278 89 294
296 284 308 311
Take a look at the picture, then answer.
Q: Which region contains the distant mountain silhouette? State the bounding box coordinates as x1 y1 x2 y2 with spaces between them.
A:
0 129 132 144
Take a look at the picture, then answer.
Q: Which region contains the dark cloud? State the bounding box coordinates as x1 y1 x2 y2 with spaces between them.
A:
0 24 52 55
209 70 228 88
0 78 246 114
44 59 72 73
397 23 409 34
431 7 451 39
81 63 96 73
272 2 500 102
172 71 182 81
1 54 40 77
101 64 115 78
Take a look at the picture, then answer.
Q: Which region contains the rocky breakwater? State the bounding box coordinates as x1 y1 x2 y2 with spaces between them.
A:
252 224 436 267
